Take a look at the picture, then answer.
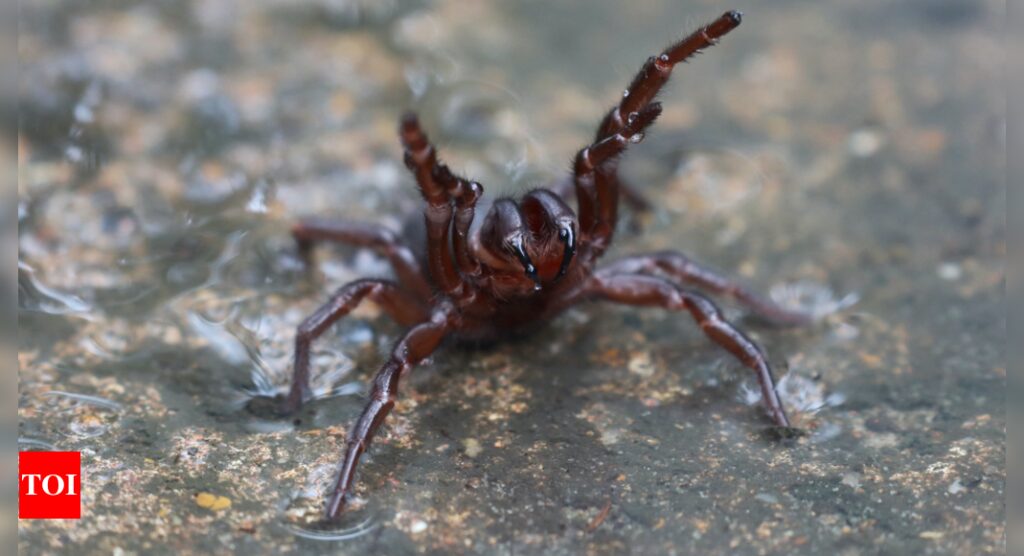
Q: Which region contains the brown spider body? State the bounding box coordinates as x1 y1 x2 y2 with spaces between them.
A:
277 11 814 521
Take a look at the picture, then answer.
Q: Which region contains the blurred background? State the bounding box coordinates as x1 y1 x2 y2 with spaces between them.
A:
17 0 1004 554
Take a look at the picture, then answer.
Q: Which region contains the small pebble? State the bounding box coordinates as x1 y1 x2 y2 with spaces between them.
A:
627 352 655 377
463 438 482 458
848 129 884 157
410 520 428 534
195 492 231 511
937 262 962 281
754 493 778 504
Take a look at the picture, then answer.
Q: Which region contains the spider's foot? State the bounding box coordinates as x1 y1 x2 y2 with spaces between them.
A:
325 490 349 523
761 425 806 442
244 393 304 419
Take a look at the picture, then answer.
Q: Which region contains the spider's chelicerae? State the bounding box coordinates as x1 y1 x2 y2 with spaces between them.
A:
276 11 813 521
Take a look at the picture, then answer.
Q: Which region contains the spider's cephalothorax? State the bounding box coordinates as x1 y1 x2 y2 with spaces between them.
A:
280 11 813 521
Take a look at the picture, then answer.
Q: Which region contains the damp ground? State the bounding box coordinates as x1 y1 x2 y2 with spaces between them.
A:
17 0 1005 554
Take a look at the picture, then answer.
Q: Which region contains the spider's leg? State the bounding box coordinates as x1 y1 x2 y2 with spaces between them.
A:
292 219 433 299
399 113 464 296
596 11 742 140
325 305 453 521
284 279 427 414
586 271 790 428
599 251 814 326
573 104 662 253
432 165 483 277
522 189 577 278
571 11 742 248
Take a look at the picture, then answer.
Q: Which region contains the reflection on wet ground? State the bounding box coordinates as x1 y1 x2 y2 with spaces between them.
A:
18 0 1003 554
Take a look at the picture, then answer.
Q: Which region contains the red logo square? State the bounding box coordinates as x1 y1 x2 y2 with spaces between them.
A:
19 452 81 519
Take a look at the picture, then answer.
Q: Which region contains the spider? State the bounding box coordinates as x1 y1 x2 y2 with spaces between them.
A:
274 11 813 521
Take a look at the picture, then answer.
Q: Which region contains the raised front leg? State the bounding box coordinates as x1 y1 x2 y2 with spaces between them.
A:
573 103 662 253
566 11 742 253
291 219 433 300
399 113 464 296
285 279 427 414
432 164 484 277
325 306 453 521
595 11 742 140
586 271 790 428
600 251 813 326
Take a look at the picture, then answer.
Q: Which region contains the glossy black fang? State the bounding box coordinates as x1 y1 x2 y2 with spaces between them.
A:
510 236 541 287
556 223 576 278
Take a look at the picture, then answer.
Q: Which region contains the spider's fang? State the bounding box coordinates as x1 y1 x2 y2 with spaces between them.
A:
556 223 576 278
510 237 542 289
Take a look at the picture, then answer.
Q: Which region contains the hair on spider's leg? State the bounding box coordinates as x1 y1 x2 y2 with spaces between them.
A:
596 10 742 140
325 308 453 521
599 251 815 326
586 271 791 428
399 113 465 296
283 279 427 415
291 218 434 300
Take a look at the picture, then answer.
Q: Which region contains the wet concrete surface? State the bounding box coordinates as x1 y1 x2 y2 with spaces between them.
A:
18 0 1004 554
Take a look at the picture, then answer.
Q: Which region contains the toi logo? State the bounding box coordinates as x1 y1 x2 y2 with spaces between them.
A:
19 452 81 519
